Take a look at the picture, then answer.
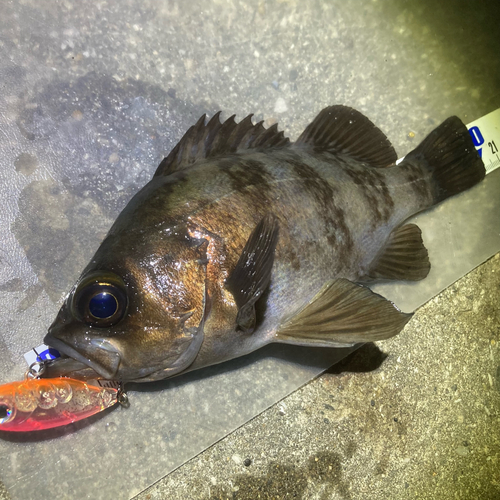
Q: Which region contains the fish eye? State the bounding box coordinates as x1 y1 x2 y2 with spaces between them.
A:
89 292 118 319
73 271 128 327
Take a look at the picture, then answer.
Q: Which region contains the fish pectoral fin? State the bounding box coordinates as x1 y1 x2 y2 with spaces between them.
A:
275 279 411 346
362 223 431 282
154 112 290 177
293 105 397 168
225 214 279 334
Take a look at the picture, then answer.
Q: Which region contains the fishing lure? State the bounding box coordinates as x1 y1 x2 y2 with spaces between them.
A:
0 376 120 432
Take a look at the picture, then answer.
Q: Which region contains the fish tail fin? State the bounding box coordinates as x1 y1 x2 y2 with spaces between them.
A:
404 116 485 204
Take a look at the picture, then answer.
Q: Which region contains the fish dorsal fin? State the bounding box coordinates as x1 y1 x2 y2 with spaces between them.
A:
225 214 279 334
155 112 290 177
294 105 397 168
362 224 431 282
275 278 411 347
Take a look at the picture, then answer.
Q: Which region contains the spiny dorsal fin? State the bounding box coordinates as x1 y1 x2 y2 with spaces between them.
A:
362 224 431 282
155 113 290 177
275 278 411 346
225 214 279 334
293 105 397 168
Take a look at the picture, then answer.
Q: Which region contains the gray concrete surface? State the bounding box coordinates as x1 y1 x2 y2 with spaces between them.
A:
1 0 499 499
137 254 500 500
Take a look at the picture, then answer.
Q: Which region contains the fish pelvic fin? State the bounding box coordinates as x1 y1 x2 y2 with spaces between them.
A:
155 112 290 177
362 223 430 282
225 214 279 334
293 105 398 168
274 279 411 347
402 116 485 204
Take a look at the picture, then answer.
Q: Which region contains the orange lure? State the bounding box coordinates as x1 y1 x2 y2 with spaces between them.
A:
0 377 119 432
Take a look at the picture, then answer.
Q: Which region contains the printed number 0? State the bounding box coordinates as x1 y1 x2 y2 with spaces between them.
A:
469 126 484 158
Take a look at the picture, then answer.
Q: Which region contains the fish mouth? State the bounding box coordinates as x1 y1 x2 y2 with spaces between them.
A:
43 335 121 380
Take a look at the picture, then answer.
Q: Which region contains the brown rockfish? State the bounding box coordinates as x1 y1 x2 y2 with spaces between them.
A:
43 105 485 382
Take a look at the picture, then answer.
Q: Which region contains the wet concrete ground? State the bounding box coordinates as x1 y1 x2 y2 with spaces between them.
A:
136 254 500 500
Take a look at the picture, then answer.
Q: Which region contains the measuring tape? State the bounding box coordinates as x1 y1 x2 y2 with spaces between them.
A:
468 108 500 175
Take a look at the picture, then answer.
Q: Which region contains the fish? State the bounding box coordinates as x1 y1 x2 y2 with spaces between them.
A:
42 105 485 382
0 377 118 431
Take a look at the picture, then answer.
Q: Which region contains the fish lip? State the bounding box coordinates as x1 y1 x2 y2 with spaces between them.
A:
43 335 121 380
43 356 101 380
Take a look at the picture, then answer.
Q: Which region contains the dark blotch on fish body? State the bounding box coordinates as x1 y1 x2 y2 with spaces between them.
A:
287 154 353 259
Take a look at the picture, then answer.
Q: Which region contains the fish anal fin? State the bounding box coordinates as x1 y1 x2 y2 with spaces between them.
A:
293 105 397 168
275 279 411 346
364 224 430 282
225 214 279 334
155 113 290 177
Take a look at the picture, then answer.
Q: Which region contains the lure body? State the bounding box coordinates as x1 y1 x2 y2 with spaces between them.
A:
0 377 118 432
